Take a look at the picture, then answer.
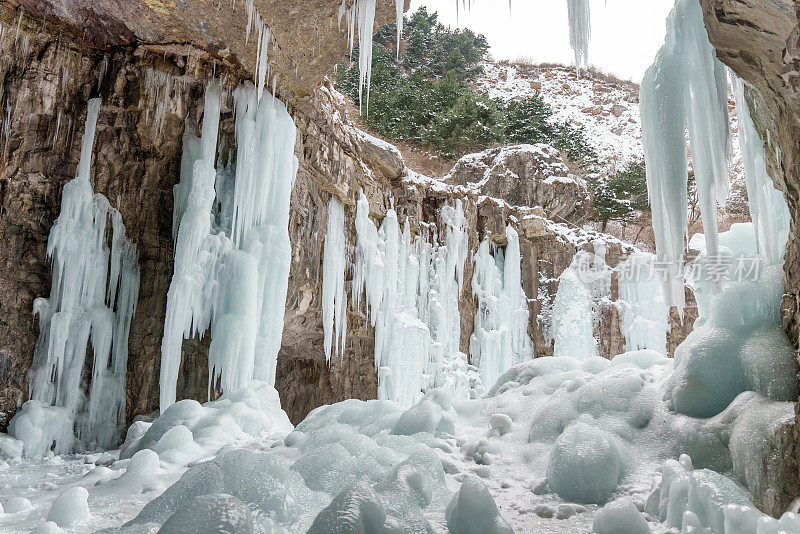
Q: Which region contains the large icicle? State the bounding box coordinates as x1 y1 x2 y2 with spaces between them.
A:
160 81 298 412
395 0 404 59
14 98 141 456
340 0 377 111
617 252 670 355
353 193 475 404
322 197 348 363
469 226 534 389
731 76 790 265
640 0 730 315
566 0 591 72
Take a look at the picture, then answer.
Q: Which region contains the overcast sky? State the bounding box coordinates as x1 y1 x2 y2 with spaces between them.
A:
409 0 676 82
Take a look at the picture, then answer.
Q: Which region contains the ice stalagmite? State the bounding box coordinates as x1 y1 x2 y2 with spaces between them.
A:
160 81 298 412
353 193 474 404
339 0 377 111
567 0 591 72
322 197 348 363
732 76 790 265
640 0 730 315
469 226 534 389
14 98 141 456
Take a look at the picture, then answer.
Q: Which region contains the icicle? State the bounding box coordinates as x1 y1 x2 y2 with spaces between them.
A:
323 197 348 363
567 0 591 73
18 98 140 456
469 226 534 388
731 75 790 265
617 252 670 354
640 0 731 316
395 0 404 59
341 0 377 112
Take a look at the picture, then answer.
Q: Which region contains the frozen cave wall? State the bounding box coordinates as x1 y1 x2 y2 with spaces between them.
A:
0 0 699 430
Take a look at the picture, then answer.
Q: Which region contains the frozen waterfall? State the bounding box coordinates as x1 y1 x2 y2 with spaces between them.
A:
353 193 476 404
469 226 534 388
13 98 141 456
160 81 298 412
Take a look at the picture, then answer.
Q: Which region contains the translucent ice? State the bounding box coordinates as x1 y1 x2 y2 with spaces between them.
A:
322 197 348 363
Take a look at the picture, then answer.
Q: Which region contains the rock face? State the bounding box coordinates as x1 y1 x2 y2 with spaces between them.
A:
700 0 800 516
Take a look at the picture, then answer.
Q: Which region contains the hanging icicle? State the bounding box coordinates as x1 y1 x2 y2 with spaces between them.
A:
322 197 348 363
567 0 591 73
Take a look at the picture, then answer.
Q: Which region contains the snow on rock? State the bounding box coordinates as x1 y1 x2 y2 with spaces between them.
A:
593 498 649 534
546 421 625 504
158 494 254 534
46 487 89 527
445 476 513 534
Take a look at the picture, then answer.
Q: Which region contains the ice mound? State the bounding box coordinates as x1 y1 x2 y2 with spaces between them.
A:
7 401 73 457
123 380 292 463
445 476 513 534
546 422 624 504
158 494 253 534
666 266 798 418
4 497 32 513
307 481 386 533
122 394 453 532
46 487 89 527
593 499 649 534
0 434 23 459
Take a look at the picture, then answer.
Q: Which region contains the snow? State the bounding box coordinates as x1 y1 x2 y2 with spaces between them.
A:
322 197 348 363
161 81 298 412
10 98 141 456
469 226 534 388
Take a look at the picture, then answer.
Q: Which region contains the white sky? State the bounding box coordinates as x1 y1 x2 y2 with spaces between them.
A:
409 0 676 82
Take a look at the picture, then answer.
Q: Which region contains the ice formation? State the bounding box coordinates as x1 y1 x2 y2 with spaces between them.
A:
617 252 670 355
160 81 298 412
339 0 377 111
12 98 141 456
566 0 591 71
549 243 610 360
732 75 790 265
353 193 475 404
322 197 348 363
395 0 404 59
469 226 534 388
640 0 731 314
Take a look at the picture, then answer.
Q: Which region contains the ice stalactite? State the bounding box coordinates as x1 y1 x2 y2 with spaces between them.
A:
566 0 591 72
339 0 377 111
354 192 475 405
395 0 404 59
160 81 298 412
732 76 790 266
469 226 534 389
12 98 141 456
322 197 348 363
640 0 730 315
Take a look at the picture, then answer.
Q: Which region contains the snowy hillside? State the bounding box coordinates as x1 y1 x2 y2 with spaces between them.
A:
475 61 746 190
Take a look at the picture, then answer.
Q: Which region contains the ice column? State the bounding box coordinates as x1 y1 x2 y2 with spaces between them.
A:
469 226 534 389
23 98 141 454
160 81 298 412
567 0 591 71
617 252 670 355
323 197 348 363
731 76 790 265
353 192 473 404
640 0 730 315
